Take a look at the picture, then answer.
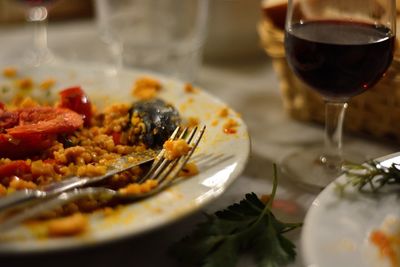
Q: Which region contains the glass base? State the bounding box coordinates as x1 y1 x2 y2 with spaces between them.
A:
280 147 365 191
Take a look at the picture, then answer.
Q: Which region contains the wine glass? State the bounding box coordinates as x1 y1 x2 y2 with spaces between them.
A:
282 0 396 189
17 0 56 67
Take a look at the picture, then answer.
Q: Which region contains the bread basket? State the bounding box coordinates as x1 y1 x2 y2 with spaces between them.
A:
259 3 400 143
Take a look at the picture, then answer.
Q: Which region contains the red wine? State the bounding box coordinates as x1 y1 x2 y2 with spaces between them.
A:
285 20 395 100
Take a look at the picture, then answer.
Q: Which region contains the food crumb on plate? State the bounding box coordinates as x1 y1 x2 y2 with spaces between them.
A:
370 215 400 267
15 77 33 90
185 117 200 128
132 76 162 100
164 139 191 160
119 179 158 195
2 67 17 78
47 213 89 237
179 162 199 177
40 78 56 91
9 176 37 190
218 107 229 118
184 83 197 93
223 118 239 134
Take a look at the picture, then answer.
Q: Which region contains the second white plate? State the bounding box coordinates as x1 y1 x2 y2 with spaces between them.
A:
302 152 400 267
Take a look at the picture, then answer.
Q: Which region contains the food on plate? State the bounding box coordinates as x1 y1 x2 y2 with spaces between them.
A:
2 67 17 78
223 118 239 134
15 77 34 90
39 78 56 91
131 76 162 100
179 162 199 177
186 116 200 128
0 73 202 236
129 98 180 148
119 179 159 195
184 83 197 93
164 139 191 160
58 86 92 126
47 213 88 237
0 106 83 159
0 89 180 190
370 215 400 267
218 107 229 118
340 160 400 192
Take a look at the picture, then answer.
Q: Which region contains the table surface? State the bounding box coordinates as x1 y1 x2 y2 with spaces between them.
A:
0 20 397 267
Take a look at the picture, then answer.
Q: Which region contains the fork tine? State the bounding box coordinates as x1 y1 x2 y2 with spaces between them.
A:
154 125 205 186
144 127 190 182
167 125 206 180
136 126 181 183
153 125 182 164
152 127 198 184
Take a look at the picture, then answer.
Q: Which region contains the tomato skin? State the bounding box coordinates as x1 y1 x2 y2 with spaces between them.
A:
0 89 88 159
0 110 18 131
112 132 122 145
59 87 92 127
0 160 31 178
0 107 82 159
0 133 56 159
8 107 83 136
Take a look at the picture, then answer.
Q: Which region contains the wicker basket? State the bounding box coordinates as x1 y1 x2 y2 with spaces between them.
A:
258 17 400 143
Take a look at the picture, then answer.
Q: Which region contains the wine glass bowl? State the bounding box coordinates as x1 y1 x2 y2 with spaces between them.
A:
282 0 396 189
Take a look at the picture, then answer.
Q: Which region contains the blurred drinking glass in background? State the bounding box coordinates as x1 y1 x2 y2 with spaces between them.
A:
0 1 95 66
16 0 56 66
204 0 263 62
95 0 209 82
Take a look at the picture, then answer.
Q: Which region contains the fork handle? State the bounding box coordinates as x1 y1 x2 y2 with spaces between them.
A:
0 188 113 232
0 192 68 232
0 178 88 215
0 177 95 214
0 189 45 213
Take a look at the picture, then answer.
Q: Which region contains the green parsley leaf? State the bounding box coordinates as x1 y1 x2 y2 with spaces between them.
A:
170 164 302 267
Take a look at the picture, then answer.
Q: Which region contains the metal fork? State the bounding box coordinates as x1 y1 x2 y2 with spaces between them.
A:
0 127 181 214
0 126 205 232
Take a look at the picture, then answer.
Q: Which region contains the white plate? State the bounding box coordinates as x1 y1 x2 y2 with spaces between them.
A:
302 152 400 267
0 62 250 253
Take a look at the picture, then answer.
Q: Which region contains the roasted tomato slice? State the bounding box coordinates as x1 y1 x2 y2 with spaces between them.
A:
7 107 83 136
59 86 92 127
0 133 56 159
0 107 83 159
0 160 31 177
0 110 18 132
112 132 122 145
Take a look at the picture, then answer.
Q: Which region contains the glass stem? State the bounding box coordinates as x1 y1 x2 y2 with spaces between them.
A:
27 6 50 65
322 101 348 170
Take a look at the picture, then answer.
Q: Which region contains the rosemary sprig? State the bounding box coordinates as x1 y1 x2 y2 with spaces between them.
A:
338 160 400 193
